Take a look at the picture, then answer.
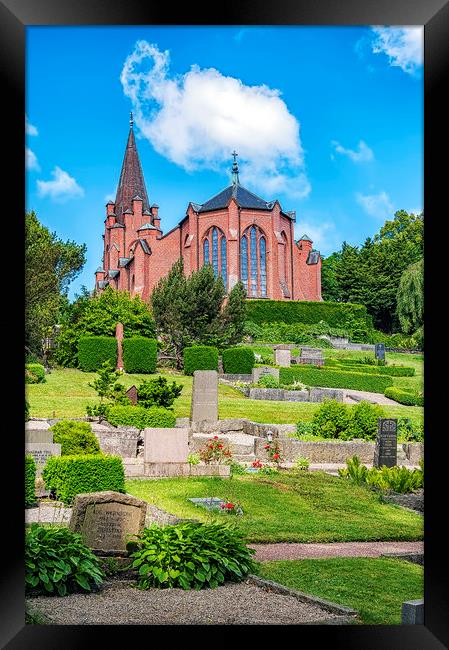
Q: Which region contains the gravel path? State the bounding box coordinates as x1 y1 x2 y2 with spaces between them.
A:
343 389 400 406
26 579 346 625
248 540 423 562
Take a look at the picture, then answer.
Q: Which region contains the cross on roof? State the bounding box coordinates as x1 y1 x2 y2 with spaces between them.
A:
232 150 238 163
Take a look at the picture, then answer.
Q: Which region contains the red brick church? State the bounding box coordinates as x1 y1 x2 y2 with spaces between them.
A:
95 115 322 302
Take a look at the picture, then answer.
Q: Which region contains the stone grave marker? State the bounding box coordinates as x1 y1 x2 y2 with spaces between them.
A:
374 418 398 468
252 366 280 383
144 427 190 476
190 370 218 422
375 343 386 361
69 491 147 555
274 349 291 367
401 599 424 625
25 442 61 476
125 385 138 405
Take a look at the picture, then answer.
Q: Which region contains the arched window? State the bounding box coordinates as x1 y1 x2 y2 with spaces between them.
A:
250 226 258 296
212 227 219 277
241 225 268 297
221 236 227 287
203 238 210 266
260 237 267 297
241 235 248 286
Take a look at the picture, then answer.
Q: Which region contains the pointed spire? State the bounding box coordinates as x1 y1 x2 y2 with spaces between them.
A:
114 115 150 222
231 150 239 186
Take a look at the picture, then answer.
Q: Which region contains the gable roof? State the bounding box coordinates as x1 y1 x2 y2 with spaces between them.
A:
198 183 272 213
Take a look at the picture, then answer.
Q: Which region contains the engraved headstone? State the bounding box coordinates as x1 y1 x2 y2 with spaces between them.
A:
374 418 398 468
25 442 61 476
69 491 147 555
274 349 291 367
190 370 218 422
375 343 386 361
252 366 280 383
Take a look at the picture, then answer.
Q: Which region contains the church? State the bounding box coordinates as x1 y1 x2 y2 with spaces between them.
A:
95 116 322 302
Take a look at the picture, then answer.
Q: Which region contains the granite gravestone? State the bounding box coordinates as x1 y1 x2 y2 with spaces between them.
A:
374 418 398 468
69 491 147 555
274 349 291 367
252 366 280 383
375 343 386 361
25 442 61 476
190 370 218 422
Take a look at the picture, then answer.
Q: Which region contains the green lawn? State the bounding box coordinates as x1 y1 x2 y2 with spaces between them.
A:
125 473 423 543
26 366 423 425
259 557 423 625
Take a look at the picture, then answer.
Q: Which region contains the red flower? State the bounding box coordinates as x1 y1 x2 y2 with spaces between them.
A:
226 503 234 509
273 453 280 460
214 436 218 439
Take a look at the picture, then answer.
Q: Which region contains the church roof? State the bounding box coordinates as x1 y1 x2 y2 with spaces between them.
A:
114 115 150 223
198 183 274 213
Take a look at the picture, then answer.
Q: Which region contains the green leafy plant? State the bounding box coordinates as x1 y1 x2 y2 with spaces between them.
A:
187 453 200 466
127 521 258 590
257 374 279 388
339 456 424 493
77 336 118 372
50 420 100 455
397 418 424 442
25 524 104 596
42 454 125 505
25 455 36 507
85 360 128 419
122 337 158 373
258 466 280 476
384 387 424 407
347 401 386 441
137 376 182 409
183 345 219 375
293 456 310 471
338 455 369 485
312 400 352 440
295 421 318 438
219 499 244 516
263 439 283 465
25 363 46 384
229 460 246 475
105 405 176 430
25 399 30 422
222 347 255 374
198 436 233 465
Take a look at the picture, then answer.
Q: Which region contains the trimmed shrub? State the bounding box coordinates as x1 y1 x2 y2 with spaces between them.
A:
280 366 393 394
26 524 104 596
347 401 386 441
50 420 100 456
384 387 424 407
137 377 183 409
42 454 125 505
311 400 352 440
330 363 415 377
25 455 36 507
222 347 255 374
246 300 373 329
123 337 158 374
183 345 218 375
106 405 176 430
77 336 117 372
127 521 258 590
25 363 46 384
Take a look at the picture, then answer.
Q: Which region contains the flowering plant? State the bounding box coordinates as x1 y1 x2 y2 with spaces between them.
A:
252 459 263 468
219 499 243 516
199 436 233 465
264 439 283 465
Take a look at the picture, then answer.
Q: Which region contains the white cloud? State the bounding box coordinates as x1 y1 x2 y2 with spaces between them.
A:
25 115 38 136
37 166 84 202
371 26 423 75
26 147 40 171
120 40 310 200
331 139 374 163
356 191 394 219
294 219 338 255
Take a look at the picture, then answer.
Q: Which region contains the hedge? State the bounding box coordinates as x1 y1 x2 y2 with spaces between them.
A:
245 300 373 328
222 347 255 374
50 420 100 456
25 363 46 384
77 336 117 372
123 337 158 374
183 346 218 375
384 387 424 407
106 405 176 430
25 455 36 507
42 454 125 505
280 366 394 394
325 363 415 377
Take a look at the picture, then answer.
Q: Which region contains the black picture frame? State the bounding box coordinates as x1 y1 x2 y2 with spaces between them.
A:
1 0 447 646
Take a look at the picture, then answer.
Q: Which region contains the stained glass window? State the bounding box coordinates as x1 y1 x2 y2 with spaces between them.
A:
260 236 267 296
212 227 219 277
221 236 227 289
241 236 248 287
203 238 209 266
250 226 257 296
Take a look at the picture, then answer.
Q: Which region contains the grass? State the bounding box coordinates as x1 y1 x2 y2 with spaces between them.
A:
259 557 423 625
125 472 423 543
27 366 423 425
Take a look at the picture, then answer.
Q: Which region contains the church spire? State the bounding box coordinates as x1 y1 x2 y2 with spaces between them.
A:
114 114 150 222
231 150 240 186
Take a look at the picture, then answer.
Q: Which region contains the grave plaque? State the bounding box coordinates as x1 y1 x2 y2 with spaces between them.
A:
25 442 61 476
190 370 218 422
375 343 386 361
374 418 398 468
69 491 147 555
252 366 280 383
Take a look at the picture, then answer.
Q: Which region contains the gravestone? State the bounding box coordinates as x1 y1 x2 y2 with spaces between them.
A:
375 343 386 361
25 442 61 476
125 385 138 405
401 599 424 625
190 370 218 422
69 491 147 555
274 349 291 367
144 427 190 476
374 418 398 468
25 420 53 443
298 347 324 366
252 366 280 383
115 322 124 371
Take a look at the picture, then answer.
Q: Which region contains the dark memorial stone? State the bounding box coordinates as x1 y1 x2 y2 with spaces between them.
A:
374 418 398 468
375 343 385 360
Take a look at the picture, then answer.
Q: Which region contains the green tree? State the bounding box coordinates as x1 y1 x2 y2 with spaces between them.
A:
221 281 248 345
25 211 86 356
321 251 342 302
396 258 424 334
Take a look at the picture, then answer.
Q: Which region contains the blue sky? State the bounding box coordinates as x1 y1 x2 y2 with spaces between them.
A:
26 25 423 299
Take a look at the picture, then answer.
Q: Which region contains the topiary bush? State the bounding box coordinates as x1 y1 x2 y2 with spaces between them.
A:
106 405 176 430
50 420 101 456
42 455 125 505
183 345 218 375
347 401 386 441
123 337 158 374
77 336 117 372
25 363 46 384
329 363 415 377
384 387 424 407
311 400 352 440
280 366 393 394
127 521 258 590
26 524 104 596
137 376 183 409
25 455 36 507
245 300 372 329
222 347 255 374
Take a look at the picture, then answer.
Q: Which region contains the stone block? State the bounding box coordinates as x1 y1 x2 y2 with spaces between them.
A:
144 462 190 477
69 491 147 555
255 439 375 464
309 387 344 402
190 370 218 423
123 459 145 477
25 430 54 443
25 442 61 476
189 465 231 477
25 420 51 431
144 427 189 464
401 599 424 625
274 349 291 367
252 366 280 383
